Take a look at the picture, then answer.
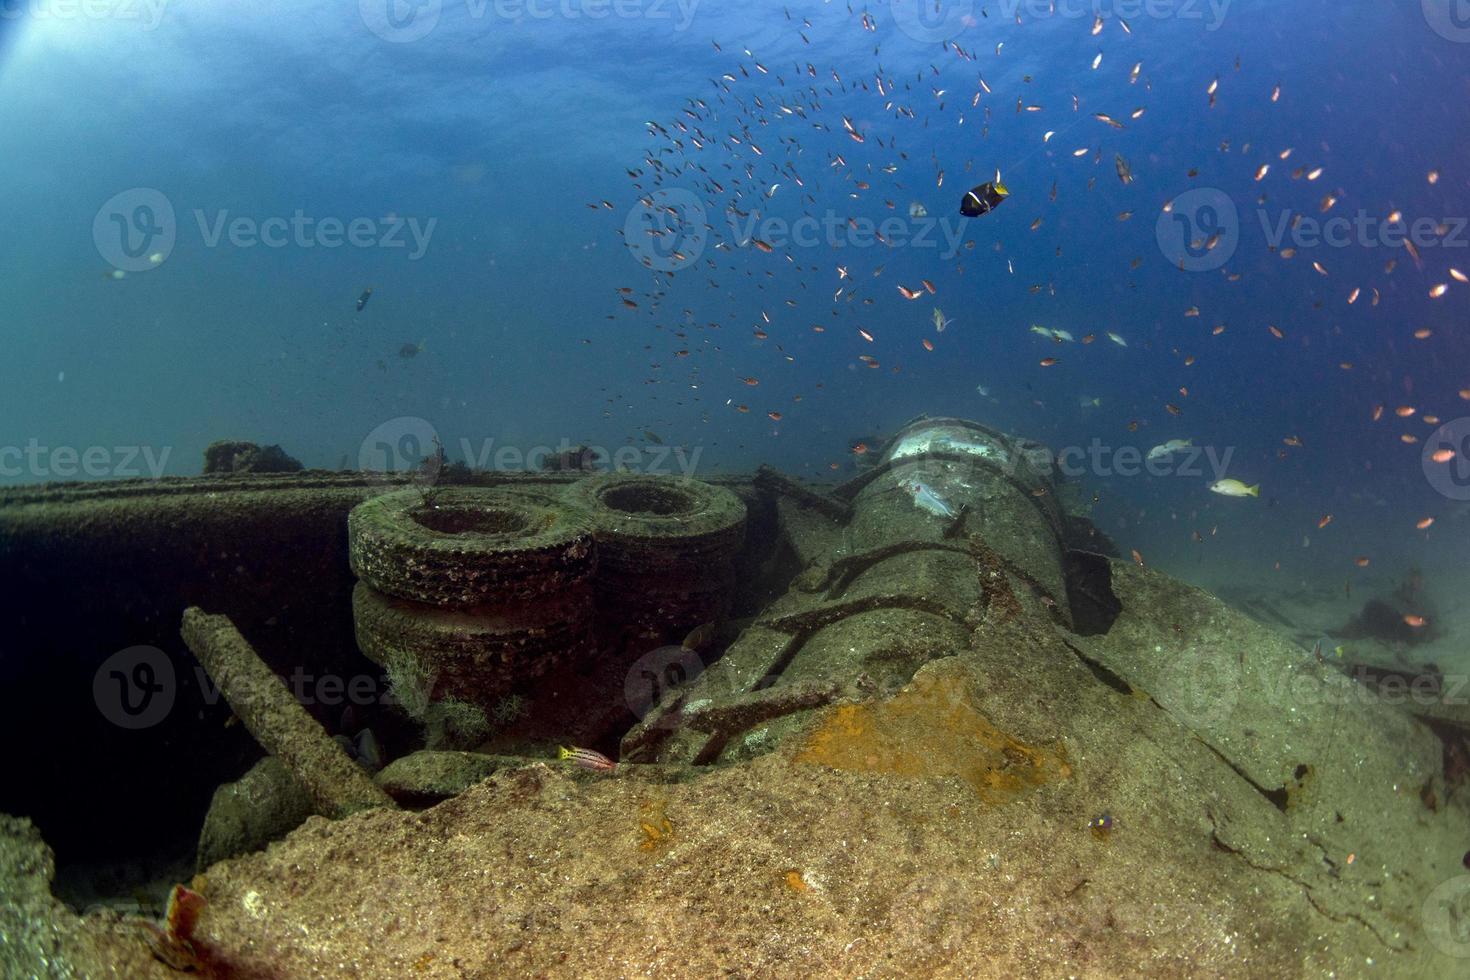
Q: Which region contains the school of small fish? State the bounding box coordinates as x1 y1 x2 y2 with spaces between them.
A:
589 6 1460 575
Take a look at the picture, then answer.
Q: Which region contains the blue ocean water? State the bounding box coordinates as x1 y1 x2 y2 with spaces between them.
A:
1 0 1467 597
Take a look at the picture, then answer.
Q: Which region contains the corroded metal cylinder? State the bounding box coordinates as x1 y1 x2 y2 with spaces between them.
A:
348 487 598 734
562 473 747 647
853 417 1070 613
626 417 1072 766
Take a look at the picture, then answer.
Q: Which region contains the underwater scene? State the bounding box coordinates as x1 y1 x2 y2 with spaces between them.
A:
2 0 1469 976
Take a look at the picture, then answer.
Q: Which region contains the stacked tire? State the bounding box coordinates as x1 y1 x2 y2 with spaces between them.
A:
561 474 746 646
348 488 597 716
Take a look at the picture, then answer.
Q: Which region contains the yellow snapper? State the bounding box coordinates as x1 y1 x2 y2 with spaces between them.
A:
1209 479 1260 498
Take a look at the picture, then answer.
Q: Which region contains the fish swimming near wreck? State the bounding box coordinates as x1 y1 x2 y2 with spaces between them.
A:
559 746 617 772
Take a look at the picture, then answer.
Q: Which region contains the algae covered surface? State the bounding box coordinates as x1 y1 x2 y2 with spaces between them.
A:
14 638 1463 978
